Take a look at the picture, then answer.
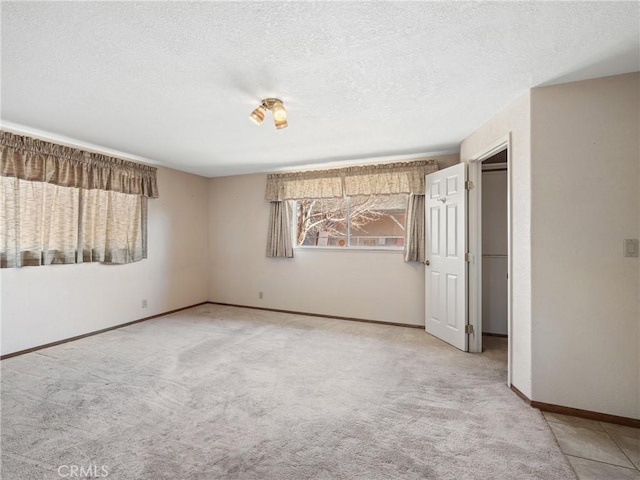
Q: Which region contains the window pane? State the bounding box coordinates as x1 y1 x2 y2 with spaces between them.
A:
296 198 348 246
349 194 407 248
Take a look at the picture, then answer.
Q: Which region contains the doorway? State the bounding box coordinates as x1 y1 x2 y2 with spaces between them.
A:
423 138 512 384
481 151 508 337
467 135 512 386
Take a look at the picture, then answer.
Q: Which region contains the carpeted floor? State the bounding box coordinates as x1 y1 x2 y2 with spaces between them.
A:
1 304 575 479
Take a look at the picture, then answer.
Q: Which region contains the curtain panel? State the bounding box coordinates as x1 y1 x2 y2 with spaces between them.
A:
1 131 159 198
266 201 293 258
264 159 439 201
1 131 156 268
404 194 426 263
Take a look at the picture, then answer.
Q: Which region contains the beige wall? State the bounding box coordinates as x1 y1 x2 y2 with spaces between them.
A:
460 74 640 418
530 73 640 418
460 92 533 397
208 155 458 326
0 166 210 356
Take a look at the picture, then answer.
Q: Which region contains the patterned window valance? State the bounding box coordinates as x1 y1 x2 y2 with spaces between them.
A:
1 131 159 198
264 159 439 201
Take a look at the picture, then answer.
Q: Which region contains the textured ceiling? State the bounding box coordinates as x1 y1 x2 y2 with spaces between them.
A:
2 2 639 177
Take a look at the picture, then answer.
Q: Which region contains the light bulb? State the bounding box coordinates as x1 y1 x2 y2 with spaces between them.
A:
271 100 287 122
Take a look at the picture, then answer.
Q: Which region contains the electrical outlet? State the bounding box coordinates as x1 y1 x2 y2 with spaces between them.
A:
259 291 264 300
623 238 639 257
624 239 639 257
141 299 148 308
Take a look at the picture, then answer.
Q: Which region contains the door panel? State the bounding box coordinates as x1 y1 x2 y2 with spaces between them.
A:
430 207 440 254
430 271 441 324
446 204 458 257
446 274 458 328
425 163 468 351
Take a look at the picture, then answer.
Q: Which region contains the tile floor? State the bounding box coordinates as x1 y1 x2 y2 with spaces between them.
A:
542 411 640 479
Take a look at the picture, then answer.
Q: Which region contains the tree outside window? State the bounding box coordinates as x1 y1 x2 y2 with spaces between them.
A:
295 194 407 248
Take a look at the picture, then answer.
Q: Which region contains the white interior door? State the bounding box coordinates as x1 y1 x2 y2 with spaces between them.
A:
425 163 468 351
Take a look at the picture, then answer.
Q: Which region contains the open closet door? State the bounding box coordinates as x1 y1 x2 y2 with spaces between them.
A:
425 163 468 351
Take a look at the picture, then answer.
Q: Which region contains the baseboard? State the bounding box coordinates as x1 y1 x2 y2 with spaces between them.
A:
510 385 640 428
532 400 640 429
0 301 208 360
509 384 531 405
482 332 508 338
208 302 424 330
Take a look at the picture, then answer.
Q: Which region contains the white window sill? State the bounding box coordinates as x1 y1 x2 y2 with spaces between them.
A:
294 246 405 254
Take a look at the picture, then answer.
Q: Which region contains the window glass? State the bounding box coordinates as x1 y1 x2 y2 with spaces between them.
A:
349 195 406 248
295 194 407 249
296 198 347 247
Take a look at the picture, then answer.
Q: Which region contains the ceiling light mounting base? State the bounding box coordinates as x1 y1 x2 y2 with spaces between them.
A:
261 98 283 110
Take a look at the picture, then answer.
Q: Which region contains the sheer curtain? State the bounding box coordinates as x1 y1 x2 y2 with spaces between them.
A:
80 188 146 264
0 131 158 268
1 177 80 266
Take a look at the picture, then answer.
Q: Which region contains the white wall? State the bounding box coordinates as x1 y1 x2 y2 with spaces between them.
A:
0 166 210 356
208 155 458 326
460 92 532 397
530 72 640 419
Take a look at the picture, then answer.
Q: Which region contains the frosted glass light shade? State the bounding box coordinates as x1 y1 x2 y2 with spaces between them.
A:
275 118 288 129
249 106 266 125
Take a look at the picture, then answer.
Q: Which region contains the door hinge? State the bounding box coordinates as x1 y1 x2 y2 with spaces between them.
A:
465 180 474 190
465 324 474 335
465 252 472 262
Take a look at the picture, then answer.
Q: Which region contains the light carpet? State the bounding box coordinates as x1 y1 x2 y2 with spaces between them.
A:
1 304 575 479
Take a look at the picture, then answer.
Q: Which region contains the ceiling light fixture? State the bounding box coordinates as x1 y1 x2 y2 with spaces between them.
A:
249 98 288 129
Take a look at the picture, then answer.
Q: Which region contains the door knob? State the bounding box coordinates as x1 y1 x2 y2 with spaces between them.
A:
424 260 430 266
